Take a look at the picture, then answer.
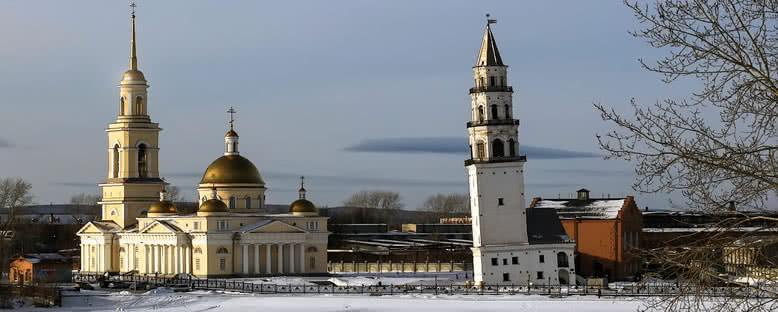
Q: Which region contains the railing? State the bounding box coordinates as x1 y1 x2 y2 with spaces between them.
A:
465 156 527 166
469 86 513 93
467 119 519 127
327 261 473 273
71 273 778 299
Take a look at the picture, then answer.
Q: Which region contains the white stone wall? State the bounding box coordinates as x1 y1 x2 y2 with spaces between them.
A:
468 162 527 247
473 243 576 286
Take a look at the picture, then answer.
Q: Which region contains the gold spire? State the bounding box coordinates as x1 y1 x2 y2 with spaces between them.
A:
130 2 138 71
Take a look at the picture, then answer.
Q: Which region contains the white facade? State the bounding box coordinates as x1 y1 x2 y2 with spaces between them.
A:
466 21 575 286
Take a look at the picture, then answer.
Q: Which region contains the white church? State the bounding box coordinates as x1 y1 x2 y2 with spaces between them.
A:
466 19 577 286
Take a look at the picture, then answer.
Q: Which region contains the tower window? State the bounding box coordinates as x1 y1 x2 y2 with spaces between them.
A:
503 273 510 282
477 106 484 122
492 139 504 157
137 144 147 178
537 271 544 280
490 76 495 86
135 96 144 115
113 144 120 178
539 255 545 263
491 258 498 266
512 256 519 264
508 139 516 157
498 198 504 206
502 258 508 265
491 105 498 119
476 142 485 159
500 76 506 86
504 104 510 118
120 97 126 115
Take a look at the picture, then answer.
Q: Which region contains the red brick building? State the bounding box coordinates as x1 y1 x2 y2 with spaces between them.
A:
530 189 643 281
10 253 72 284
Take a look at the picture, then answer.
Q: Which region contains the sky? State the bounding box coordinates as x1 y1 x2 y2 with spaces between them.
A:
0 1 699 210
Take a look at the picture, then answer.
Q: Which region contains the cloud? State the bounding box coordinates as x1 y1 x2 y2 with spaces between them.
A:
542 168 633 177
0 138 13 148
343 137 600 159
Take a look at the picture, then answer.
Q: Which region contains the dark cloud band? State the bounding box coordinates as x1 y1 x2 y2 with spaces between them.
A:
343 137 600 159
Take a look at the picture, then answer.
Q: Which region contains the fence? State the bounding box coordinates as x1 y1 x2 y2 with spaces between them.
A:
0 284 61 307
73 273 778 299
327 261 473 273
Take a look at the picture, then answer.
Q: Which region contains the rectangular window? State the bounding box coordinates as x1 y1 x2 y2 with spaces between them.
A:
491 258 498 266
539 255 544 263
219 258 226 271
498 198 504 206
490 76 495 86
502 258 508 265
217 220 229 231
195 258 201 271
537 271 544 280
193 222 200 230
503 273 510 282
512 257 518 265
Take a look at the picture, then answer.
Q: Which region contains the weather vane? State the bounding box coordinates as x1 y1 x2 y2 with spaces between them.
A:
486 13 497 25
130 2 137 16
227 107 236 129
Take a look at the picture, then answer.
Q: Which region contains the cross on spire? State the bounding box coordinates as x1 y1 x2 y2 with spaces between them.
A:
130 2 137 16
227 107 236 129
299 176 307 199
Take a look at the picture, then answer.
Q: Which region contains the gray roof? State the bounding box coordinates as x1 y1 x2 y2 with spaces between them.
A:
476 24 504 66
533 198 626 219
236 219 273 232
526 208 572 244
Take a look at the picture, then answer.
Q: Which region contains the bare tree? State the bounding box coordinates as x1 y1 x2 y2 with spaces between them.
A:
344 191 404 224
596 1 778 310
0 177 33 279
422 193 469 218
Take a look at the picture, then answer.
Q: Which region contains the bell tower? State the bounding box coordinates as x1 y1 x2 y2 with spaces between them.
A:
466 17 529 284
100 4 164 229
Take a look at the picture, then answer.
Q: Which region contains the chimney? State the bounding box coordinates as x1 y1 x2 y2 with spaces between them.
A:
576 189 590 201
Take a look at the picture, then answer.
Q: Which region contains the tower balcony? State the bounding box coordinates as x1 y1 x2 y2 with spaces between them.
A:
469 86 513 94
467 119 520 127
465 155 527 166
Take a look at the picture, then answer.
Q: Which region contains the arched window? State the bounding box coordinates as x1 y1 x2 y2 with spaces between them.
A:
508 139 516 157
491 105 498 119
478 106 484 122
489 76 495 86
216 247 229 254
557 252 569 268
229 197 236 209
137 144 147 178
113 144 120 178
504 104 511 118
135 96 144 115
245 196 251 209
500 76 506 86
476 142 485 159
492 139 504 157
120 97 126 115
306 246 318 253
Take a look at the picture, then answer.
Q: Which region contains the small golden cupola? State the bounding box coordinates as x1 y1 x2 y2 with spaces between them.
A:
197 188 230 216
289 176 318 216
148 187 176 217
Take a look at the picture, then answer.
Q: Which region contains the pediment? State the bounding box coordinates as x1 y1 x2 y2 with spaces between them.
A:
139 220 180 234
77 223 105 234
242 220 306 234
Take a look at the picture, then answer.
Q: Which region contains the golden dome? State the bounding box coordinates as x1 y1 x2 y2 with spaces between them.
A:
122 69 146 82
200 155 264 185
198 198 229 213
225 128 239 137
149 200 176 215
289 199 317 215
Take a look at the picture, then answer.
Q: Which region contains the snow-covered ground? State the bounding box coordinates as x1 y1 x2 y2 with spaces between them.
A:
233 272 464 287
18 290 644 311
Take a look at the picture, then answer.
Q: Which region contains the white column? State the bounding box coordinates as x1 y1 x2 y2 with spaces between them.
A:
185 246 191 274
254 244 260 274
277 244 283 274
242 244 249 274
289 243 295 274
97 244 103 272
265 244 271 274
144 245 150 274
162 245 168 274
299 244 306 273
129 244 135 271
177 246 182 273
155 245 161 273
80 244 85 272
